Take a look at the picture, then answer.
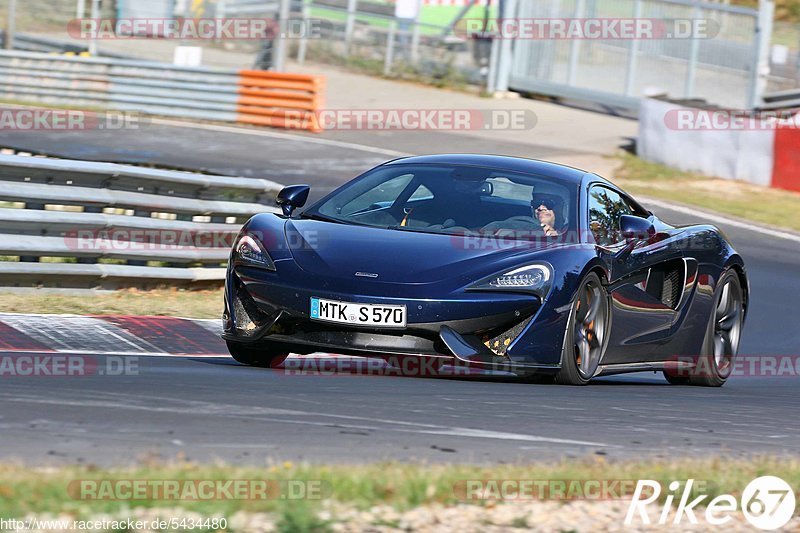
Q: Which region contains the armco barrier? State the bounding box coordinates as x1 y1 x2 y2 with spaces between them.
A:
0 50 325 132
0 154 283 289
638 97 800 192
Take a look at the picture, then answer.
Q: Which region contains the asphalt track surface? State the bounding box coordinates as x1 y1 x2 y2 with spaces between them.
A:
0 126 798 466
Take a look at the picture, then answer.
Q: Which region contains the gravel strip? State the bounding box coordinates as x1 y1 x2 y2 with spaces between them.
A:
11 502 800 532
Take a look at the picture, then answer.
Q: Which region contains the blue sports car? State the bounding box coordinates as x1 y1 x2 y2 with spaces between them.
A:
222 155 748 386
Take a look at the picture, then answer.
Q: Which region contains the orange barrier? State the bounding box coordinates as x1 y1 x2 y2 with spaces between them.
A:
236 70 325 133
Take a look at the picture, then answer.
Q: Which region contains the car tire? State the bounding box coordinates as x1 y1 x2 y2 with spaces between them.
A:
554 272 610 386
663 269 744 387
226 340 289 368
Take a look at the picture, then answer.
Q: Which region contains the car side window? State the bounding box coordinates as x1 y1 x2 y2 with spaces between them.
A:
588 185 633 247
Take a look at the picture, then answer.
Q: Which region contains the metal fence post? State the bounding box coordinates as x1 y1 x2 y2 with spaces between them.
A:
410 0 423 63
76 0 85 19
88 0 99 55
683 5 702 98
384 20 397 76
624 0 642 96
345 0 358 56
4 0 17 50
567 0 585 85
486 34 502 93
747 0 775 108
297 0 311 64
215 0 227 18
493 0 517 92
273 0 291 71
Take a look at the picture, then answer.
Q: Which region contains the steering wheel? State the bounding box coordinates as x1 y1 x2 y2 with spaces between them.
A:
481 216 561 237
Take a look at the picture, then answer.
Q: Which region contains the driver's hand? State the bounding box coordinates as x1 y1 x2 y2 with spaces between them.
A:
541 224 559 237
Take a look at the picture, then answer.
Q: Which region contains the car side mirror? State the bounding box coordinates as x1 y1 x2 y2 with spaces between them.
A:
276 184 310 217
619 214 655 242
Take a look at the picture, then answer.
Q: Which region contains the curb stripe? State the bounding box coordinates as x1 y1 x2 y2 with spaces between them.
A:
0 321 55 352
0 314 161 354
99 316 228 356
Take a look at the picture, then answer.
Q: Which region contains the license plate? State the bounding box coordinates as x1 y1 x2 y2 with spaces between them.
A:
310 297 406 328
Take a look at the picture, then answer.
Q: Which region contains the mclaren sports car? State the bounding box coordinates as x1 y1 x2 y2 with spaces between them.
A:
222 155 748 386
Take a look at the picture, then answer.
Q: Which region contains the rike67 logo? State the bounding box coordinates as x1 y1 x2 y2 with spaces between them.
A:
625 476 796 530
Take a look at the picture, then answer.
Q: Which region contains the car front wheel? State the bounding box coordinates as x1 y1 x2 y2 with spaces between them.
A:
554 272 610 385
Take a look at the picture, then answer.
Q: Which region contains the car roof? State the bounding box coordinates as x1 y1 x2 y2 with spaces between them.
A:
383 154 591 184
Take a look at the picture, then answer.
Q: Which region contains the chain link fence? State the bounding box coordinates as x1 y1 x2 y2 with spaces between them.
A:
768 19 800 92
508 0 765 110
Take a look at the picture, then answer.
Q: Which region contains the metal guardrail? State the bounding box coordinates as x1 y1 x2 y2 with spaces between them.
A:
760 89 800 110
0 50 326 132
3 33 136 60
0 154 283 289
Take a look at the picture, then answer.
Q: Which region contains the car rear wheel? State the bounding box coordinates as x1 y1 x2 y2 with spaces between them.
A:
664 270 744 387
554 272 610 385
226 340 289 368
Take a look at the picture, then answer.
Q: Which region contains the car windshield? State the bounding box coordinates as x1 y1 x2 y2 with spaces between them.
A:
305 164 577 240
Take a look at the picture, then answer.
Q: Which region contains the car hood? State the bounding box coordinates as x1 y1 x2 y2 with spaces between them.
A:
284 219 563 285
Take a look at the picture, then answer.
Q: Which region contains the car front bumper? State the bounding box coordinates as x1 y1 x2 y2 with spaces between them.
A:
223 264 562 371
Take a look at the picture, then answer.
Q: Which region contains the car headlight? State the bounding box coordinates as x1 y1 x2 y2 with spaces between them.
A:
232 234 276 271
469 263 552 298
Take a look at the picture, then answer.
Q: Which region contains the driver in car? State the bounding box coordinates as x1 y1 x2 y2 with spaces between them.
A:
531 196 562 237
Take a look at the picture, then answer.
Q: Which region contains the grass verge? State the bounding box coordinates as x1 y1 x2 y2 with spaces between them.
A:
1 457 797 522
0 288 223 318
613 152 800 233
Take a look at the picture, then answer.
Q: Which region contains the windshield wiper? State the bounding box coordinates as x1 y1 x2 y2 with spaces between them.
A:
299 212 344 224
388 225 448 236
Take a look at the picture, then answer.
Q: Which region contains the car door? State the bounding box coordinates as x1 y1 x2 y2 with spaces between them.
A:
586 184 683 364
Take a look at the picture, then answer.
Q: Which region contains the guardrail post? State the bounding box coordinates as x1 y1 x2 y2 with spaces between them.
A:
384 20 397 76
345 0 358 56
19 199 42 263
